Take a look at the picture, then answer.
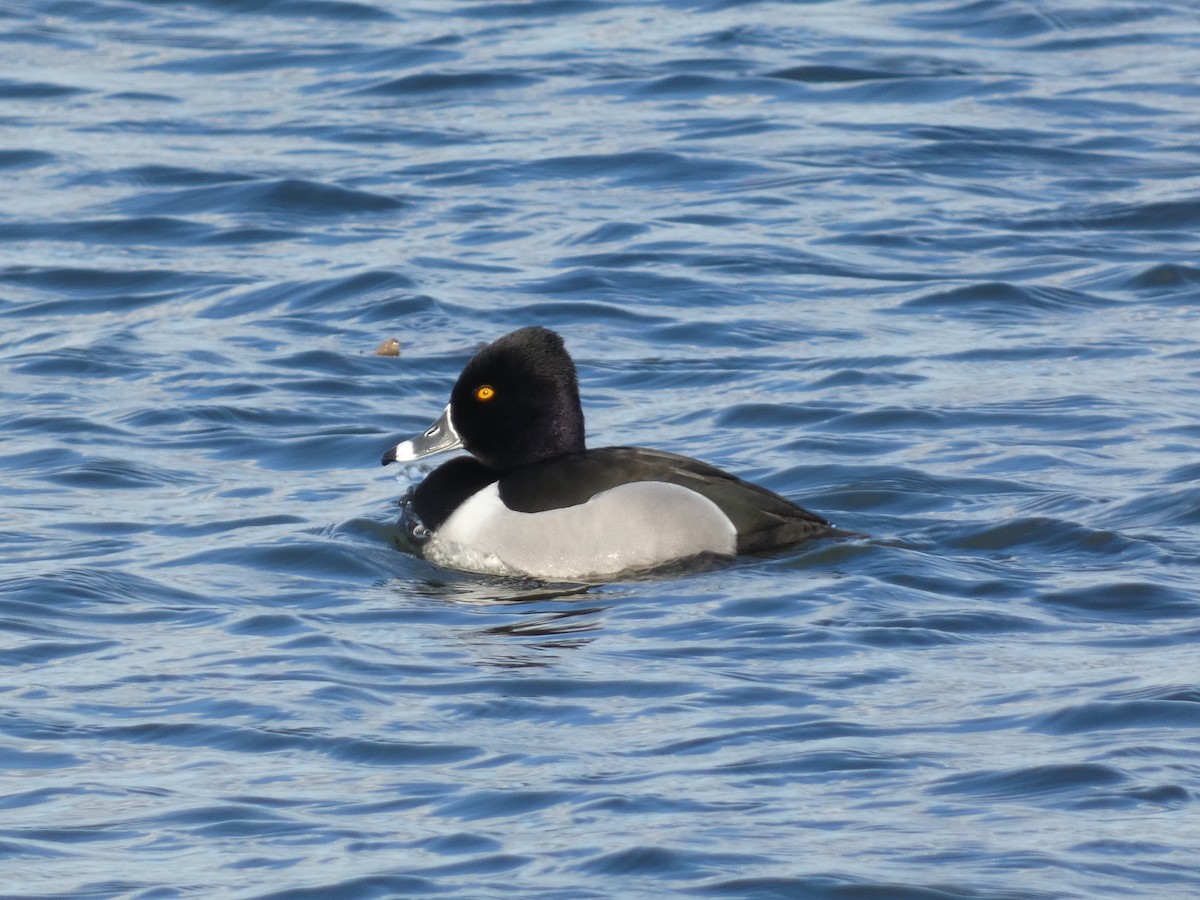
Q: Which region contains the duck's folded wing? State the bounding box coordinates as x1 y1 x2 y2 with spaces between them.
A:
498 446 840 553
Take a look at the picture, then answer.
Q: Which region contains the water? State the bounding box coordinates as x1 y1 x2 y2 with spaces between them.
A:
3 0 1200 897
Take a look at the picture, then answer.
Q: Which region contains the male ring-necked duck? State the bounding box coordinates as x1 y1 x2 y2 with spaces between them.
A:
382 326 842 580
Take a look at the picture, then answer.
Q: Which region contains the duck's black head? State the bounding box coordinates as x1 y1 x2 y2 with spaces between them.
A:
447 326 586 471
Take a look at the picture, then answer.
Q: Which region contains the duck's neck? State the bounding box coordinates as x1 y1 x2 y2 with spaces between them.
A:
487 397 585 471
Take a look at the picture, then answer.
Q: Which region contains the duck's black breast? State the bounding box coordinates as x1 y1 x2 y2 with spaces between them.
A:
408 456 500 532
497 446 836 553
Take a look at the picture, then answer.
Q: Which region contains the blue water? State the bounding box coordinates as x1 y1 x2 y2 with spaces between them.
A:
3 0 1200 896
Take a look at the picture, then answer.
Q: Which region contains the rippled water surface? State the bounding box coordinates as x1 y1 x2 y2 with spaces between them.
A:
4 1 1200 897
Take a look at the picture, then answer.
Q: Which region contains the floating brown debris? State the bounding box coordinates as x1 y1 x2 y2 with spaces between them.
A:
374 337 401 357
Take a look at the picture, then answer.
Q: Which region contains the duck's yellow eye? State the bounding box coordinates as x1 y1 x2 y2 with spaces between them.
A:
474 385 495 402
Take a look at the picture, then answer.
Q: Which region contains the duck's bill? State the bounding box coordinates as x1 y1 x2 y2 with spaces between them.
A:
381 404 463 465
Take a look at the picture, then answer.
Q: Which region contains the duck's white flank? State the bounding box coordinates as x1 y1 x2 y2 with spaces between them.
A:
425 481 738 580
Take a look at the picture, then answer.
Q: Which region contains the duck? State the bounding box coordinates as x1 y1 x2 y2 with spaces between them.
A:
381 326 842 581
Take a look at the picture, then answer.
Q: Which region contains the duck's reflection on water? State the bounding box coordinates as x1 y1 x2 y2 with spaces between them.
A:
474 604 606 667
403 575 609 666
